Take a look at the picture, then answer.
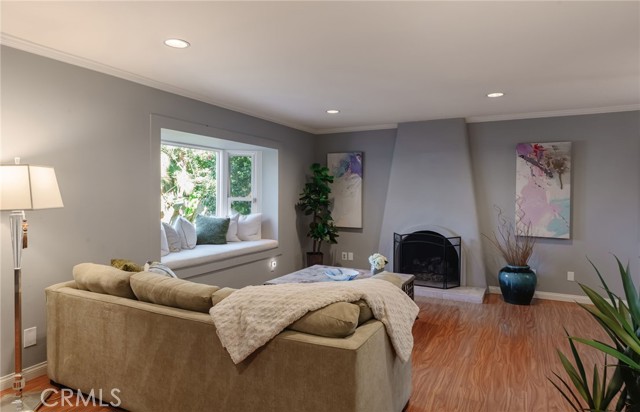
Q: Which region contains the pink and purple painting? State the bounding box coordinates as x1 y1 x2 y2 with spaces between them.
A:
515 142 571 239
327 152 363 228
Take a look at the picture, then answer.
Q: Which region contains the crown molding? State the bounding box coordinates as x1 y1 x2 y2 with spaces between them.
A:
0 34 316 134
314 123 398 135
466 104 640 123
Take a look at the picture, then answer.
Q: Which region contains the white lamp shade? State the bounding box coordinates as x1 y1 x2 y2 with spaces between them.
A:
0 164 64 210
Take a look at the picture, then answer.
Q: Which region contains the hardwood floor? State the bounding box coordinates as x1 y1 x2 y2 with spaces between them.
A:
2 294 604 411
407 294 605 412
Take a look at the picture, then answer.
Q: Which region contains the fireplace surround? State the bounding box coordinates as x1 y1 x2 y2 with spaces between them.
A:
393 231 461 289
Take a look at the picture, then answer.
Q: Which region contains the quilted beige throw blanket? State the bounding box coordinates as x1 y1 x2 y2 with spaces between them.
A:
210 278 419 364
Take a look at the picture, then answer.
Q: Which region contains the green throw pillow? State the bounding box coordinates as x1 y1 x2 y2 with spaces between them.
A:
196 215 230 245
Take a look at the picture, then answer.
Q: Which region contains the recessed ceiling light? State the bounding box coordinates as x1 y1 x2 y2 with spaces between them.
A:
164 38 190 49
487 92 505 98
326 109 340 114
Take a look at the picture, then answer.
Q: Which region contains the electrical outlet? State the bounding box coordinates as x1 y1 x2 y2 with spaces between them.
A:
347 252 354 261
567 271 575 282
270 259 277 272
341 252 348 260
24 327 36 348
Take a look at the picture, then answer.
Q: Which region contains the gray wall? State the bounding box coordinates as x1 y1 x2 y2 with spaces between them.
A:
314 129 397 269
316 112 639 295
469 111 640 295
378 119 486 287
0 46 314 376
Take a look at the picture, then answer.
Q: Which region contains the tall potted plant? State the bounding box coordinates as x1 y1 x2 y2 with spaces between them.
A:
297 163 339 266
484 208 537 305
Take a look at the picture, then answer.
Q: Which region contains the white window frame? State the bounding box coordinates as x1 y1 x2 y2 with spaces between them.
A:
161 141 261 218
222 150 262 216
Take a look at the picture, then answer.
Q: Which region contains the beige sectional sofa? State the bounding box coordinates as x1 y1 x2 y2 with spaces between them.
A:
45 264 412 412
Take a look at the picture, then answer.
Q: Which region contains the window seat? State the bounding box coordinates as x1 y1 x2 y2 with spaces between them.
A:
161 239 279 270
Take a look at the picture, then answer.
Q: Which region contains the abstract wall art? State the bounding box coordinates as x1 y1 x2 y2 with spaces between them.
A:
327 152 363 228
515 142 572 239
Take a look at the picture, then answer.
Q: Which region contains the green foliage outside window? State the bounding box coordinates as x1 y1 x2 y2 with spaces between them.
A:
161 146 255 222
161 145 217 223
229 156 252 198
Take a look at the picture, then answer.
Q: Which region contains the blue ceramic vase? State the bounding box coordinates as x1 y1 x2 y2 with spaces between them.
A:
498 265 536 305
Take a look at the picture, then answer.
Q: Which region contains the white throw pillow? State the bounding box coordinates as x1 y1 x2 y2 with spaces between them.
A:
144 261 178 278
160 223 170 257
237 213 262 241
162 222 182 252
226 213 241 242
174 216 197 249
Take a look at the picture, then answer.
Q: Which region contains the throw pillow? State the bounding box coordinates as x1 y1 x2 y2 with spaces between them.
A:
73 263 136 299
144 261 178 278
287 301 360 338
130 271 219 313
237 213 262 241
160 223 170 257
110 258 144 273
195 215 230 245
226 213 241 242
354 299 374 325
162 222 182 252
174 216 197 249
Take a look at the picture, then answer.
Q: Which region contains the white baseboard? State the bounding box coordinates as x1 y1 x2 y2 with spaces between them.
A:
488 286 592 304
0 362 47 391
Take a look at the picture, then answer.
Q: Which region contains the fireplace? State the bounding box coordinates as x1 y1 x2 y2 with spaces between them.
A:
393 231 461 289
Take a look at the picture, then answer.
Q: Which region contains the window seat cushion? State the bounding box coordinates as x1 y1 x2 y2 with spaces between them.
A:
161 239 278 270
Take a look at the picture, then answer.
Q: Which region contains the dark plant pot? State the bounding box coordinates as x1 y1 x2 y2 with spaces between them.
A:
499 265 537 305
306 252 324 267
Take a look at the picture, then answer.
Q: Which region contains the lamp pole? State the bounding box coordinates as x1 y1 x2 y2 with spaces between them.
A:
0 160 63 411
10 210 25 402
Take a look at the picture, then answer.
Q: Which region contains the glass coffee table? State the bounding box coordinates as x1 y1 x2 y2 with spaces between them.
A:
265 265 415 300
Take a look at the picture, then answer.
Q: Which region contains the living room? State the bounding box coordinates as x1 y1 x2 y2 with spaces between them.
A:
1 2 639 411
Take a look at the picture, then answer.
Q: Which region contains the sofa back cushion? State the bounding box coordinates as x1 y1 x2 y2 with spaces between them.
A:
73 263 137 299
130 272 219 313
288 301 360 338
211 287 238 306
353 299 374 325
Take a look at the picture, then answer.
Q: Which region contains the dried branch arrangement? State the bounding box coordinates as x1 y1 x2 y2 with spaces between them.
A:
484 207 536 266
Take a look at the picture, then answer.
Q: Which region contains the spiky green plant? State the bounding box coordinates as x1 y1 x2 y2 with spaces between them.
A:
551 257 640 411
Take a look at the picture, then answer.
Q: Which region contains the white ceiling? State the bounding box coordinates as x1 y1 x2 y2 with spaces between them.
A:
1 1 639 134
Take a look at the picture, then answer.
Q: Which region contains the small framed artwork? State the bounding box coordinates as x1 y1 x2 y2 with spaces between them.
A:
327 152 363 228
515 142 572 239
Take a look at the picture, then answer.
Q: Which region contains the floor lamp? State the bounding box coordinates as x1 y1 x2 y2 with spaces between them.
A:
0 159 63 412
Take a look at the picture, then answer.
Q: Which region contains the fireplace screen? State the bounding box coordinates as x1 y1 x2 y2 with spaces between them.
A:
393 231 461 289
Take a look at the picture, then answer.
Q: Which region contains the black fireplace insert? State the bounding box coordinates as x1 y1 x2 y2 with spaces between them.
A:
393 231 461 289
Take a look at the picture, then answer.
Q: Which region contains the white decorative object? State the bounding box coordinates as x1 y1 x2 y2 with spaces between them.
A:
174 216 197 249
226 213 241 242
237 213 262 241
160 223 170 256
323 268 359 281
368 253 388 275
